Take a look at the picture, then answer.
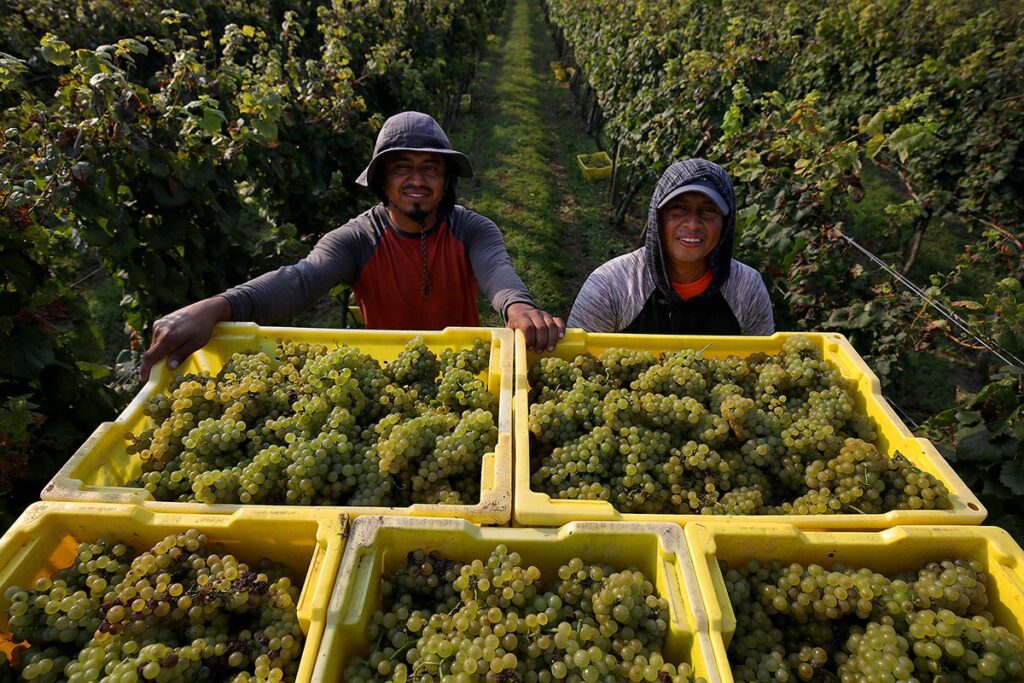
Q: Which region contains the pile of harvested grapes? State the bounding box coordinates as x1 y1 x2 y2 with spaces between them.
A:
723 556 1023 682
126 337 496 506
0 530 303 683
345 545 704 683
528 335 952 515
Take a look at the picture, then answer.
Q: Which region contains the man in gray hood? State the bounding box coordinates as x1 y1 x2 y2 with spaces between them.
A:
568 158 774 335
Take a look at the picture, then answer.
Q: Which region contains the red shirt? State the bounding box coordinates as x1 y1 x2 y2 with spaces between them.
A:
352 221 481 328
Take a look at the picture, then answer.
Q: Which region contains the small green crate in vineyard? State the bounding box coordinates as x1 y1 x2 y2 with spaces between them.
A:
576 151 613 181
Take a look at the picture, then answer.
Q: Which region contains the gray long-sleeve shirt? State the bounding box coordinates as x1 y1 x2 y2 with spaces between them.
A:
221 204 535 328
567 248 775 334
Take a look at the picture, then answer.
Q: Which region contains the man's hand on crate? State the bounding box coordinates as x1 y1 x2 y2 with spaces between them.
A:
139 296 232 381
507 302 565 352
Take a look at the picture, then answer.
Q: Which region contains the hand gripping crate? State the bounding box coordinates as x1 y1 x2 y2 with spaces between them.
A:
44 323 513 524
684 522 1024 683
0 502 347 682
311 516 720 682
513 330 984 529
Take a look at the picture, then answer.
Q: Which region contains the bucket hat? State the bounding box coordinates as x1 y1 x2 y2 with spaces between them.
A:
356 111 474 187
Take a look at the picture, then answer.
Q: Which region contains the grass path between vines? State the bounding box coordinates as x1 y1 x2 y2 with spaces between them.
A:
449 0 636 326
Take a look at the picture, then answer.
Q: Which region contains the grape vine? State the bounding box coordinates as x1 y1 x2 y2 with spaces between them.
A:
543 0 1022 535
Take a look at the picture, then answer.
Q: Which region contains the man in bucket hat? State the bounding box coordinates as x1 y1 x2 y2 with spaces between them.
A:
568 158 774 335
140 112 564 380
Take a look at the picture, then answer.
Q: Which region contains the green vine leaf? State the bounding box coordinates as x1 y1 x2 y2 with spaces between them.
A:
75 361 112 380
954 425 1011 462
0 53 28 89
0 327 56 379
999 462 1024 496
201 107 227 135
40 33 72 66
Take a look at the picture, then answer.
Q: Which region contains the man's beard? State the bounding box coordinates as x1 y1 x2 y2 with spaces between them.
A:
403 203 431 223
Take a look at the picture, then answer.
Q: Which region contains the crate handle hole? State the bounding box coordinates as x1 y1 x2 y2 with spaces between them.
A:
968 502 980 511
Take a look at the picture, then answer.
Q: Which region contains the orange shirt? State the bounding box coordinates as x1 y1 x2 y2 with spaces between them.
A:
671 271 713 300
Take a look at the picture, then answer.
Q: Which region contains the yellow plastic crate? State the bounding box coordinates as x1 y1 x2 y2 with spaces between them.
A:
551 61 567 81
576 151 613 181
685 522 1024 683
44 324 513 524
0 502 347 682
311 516 720 682
513 329 985 529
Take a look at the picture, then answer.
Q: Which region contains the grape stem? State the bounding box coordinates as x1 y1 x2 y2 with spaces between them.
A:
388 639 416 663
413 653 450 677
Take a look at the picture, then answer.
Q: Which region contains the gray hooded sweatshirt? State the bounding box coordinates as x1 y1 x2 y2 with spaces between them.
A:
567 158 774 335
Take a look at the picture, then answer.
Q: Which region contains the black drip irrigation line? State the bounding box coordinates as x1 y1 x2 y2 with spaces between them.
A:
838 231 1024 371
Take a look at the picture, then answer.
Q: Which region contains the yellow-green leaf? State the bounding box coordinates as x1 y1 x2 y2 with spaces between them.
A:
201 107 226 135
40 33 72 66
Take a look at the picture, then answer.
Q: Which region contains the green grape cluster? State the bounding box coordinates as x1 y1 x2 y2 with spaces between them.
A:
126 336 498 507
723 556 1023 682
345 545 706 683
439 338 491 376
413 409 497 504
2 530 303 683
528 335 953 515
438 368 497 413
387 338 441 386
528 377 607 445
